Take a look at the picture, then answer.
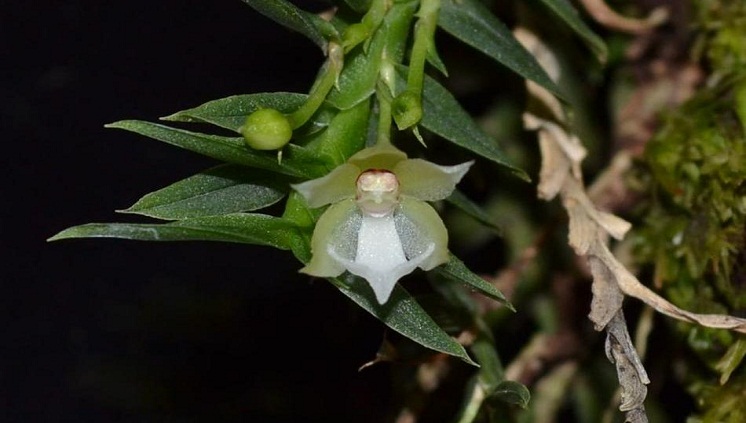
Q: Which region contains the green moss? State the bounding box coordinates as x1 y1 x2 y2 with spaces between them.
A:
689 376 746 423
640 78 746 297
634 1 746 418
694 1 746 74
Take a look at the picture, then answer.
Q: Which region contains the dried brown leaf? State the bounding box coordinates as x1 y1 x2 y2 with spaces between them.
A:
595 244 746 334
589 256 625 330
606 312 649 419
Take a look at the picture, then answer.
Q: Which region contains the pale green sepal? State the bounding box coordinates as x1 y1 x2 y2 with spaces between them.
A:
396 159 473 201
291 164 360 208
347 144 408 170
396 197 449 270
300 199 361 277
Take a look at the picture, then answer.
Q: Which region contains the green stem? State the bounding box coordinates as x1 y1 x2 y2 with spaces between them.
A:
288 42 344 129
407 0 440 94
363 0 388 28
342 0 389 52
391 0 438 130
456 381 486 423
376 82 393 146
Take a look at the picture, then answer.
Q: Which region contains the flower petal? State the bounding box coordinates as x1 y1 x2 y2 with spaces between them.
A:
395 197 449 270
329 213 433 304
300 199 361 277
291 164 360 208
395 159 474 201
347 144 408 170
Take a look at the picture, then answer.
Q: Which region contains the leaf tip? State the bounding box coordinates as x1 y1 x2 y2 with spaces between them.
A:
115 207 136 215
104 120 131 130
159 112 180 122
512 168 531 183
160 111 202 124
461 352 480 367
47 228 75 242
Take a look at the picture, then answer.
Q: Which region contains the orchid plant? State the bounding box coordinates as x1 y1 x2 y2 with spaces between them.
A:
46 0 685 420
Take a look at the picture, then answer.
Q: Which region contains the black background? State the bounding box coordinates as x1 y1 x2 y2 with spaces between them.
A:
4 1 395 421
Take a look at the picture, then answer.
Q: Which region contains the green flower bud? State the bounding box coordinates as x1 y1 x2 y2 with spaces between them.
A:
241 109 292 150
392 90 423 130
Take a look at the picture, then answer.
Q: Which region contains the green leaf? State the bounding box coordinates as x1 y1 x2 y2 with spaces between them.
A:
434 254 513 310
326 1 416 110
430 276 480 316
121 164 288 220
413 71 528 180
106 120 327 179
426 41 449 76
438 0 565 101
48 213 300 250
282 191 320 230
165 94 369 169
304 98 371 166
491 380 531 408
281 192 317 262
471 329 505 392
330 275 477 365
162 93 308 132
535 0 607 62
239 0 336 50
447 189 503 235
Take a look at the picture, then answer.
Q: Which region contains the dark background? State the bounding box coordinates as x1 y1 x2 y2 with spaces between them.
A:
4 2 396 421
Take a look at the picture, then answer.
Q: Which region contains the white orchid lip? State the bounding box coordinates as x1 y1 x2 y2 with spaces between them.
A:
356 169 400 217
328 212 435 303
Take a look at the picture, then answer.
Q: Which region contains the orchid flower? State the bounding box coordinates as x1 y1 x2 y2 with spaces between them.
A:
292 145 473 304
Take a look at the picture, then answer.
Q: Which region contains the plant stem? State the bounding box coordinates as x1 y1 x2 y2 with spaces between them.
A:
376 82 394 146
288 42 344 129
342 0 389 52
407 0 439 94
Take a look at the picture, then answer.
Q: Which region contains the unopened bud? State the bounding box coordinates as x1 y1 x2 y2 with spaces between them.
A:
392 90 423 130
241 109 292 150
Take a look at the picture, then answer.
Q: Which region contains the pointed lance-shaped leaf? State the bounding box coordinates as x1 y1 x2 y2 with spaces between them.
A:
106 120 327 179
434 254 513 309
329 274 478 366
48 213 300 250
446 190 503 235
162 93 308 132
438 0 566 101
535 0 607 62
239 0 336 50
398 68 528 180
120 165 288 220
